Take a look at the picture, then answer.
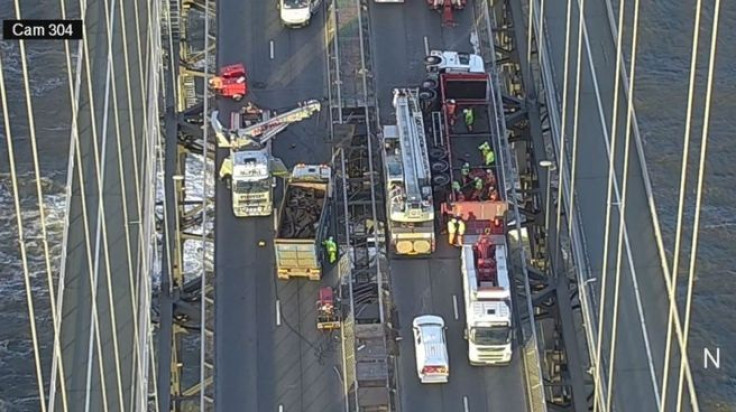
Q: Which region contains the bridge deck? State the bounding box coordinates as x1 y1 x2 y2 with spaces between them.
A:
214 1 344 411
543 0 692 409
56 0 154 410
370 3 528 411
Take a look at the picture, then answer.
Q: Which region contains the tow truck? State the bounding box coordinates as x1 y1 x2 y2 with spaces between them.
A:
421 49 514 364
381 88 436 256
211 100 322 217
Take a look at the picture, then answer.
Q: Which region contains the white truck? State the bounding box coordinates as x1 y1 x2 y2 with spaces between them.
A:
381 88 435 255
212 100 321 217
274 164 332 280
460 234 513 365
278 0 320 28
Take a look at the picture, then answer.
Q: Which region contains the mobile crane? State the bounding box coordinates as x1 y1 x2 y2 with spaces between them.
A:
381 88 435 255
212 100 322 217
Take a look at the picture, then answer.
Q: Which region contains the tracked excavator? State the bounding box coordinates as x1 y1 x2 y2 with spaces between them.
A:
211 99 322 217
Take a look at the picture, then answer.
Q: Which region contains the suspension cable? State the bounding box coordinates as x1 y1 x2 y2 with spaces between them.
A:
47 27 103 412
0 48 48 412
200 0 212 408
10 1 70 410
605 0 644 409
659 0 704 408
566 0 585 243
91 0 133 407
77 0 120 408
592 0 627 408
676 0 721 409
553 0 573 251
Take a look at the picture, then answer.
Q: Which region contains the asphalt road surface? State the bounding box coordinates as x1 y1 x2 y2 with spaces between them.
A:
57 0 151 410
369 3 528 412
214 2 344 412
543 0 692 410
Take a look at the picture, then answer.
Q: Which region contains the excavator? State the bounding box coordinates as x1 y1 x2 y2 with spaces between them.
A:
211 100 322 217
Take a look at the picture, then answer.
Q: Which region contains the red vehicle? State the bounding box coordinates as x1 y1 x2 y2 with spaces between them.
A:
209 63 248 101
426 0 466 28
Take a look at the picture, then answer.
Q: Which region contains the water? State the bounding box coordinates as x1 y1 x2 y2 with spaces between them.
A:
1 1 734 411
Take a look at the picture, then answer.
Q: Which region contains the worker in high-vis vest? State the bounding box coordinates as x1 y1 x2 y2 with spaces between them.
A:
484 149 495 166
446 99 458 126
323 236 338 264
447 216 459 246
463 107 475 131
219 157 233 189
455 217 466 246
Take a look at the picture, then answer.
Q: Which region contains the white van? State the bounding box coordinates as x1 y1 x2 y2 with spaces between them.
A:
278 0 320 28
412 315 450 384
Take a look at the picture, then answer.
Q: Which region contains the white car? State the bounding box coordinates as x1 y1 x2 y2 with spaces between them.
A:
278 0 319 28
412 315 450 384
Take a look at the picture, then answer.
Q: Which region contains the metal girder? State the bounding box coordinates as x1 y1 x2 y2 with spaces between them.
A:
157 0 216 410
485 0 594 410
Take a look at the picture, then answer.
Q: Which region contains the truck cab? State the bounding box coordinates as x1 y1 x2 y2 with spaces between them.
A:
278 0 320 28
230 150 274 217
461 242 513 365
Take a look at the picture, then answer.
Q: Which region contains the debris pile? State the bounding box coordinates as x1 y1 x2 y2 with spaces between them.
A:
278 186 325 239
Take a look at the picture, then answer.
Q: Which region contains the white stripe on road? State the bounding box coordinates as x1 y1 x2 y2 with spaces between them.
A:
452 295 459 320
270 40 275 59
423 36 429 55
276 300 282 326
463 396 469 412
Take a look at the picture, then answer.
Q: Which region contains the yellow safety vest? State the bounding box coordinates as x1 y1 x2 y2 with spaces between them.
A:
447 218 458 234
457 220 466 235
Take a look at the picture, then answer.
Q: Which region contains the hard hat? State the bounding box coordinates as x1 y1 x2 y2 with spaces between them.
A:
258 240 266 247
449 99 456 104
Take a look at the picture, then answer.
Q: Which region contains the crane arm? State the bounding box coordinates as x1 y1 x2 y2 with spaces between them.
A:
211 100 321 150
239 99 321 138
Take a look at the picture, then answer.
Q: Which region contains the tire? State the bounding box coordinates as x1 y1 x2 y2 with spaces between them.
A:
424 55 442 66
422 79 437 89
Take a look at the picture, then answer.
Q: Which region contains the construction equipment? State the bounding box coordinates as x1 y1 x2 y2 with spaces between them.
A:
275 164 332 280
316 287 341 330
426 0 466 28
209 63 248 101
211 100 322 217
460 209 513 365
381 88 435 255
420 49 514 364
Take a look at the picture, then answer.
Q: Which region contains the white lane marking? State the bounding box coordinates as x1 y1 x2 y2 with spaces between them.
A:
463 396 469 412
276 300 282 326
278 405 284 412
423 36 430 55
452 295 459 320
269 40 275 60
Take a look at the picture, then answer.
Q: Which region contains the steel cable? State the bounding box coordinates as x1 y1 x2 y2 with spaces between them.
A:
604 0 643 410
0 47 48 412
75 0 122 408
658 0 704 408
567 0 585 243
592 0 628 408
9 0 73 410
676 0 722 409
